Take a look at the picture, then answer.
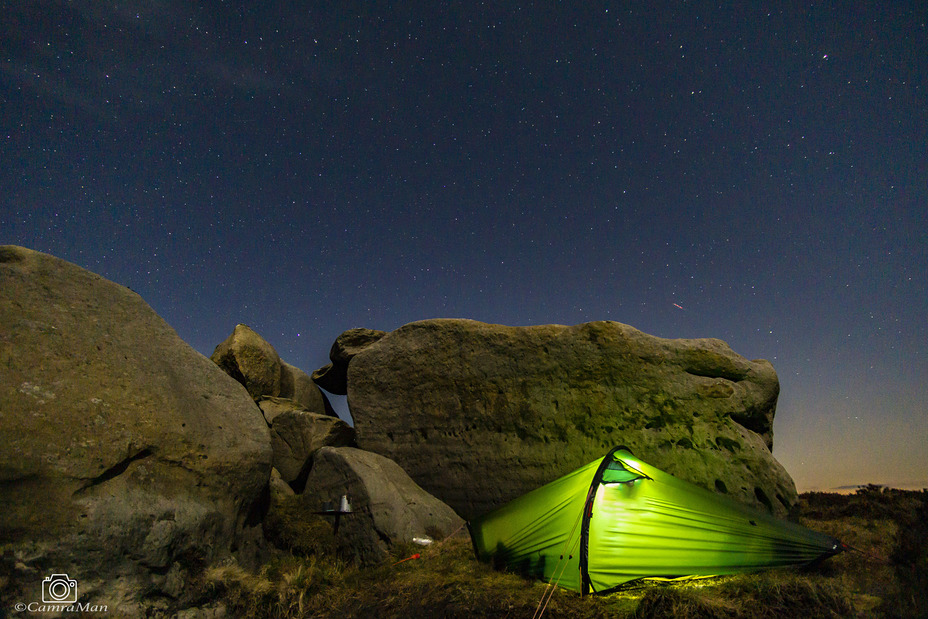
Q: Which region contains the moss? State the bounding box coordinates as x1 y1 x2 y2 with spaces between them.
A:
644 417 666 430
715 436 742 453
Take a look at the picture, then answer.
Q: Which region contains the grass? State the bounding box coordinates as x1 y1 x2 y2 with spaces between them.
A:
196 486 928 618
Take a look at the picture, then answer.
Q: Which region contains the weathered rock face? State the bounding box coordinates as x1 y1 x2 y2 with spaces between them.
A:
347 319 794 520
257 397 355 489
282 361 335 415
212 325 335 416
312 328 386 395
211 323 282 400
302 447 465 564
0 246 272 612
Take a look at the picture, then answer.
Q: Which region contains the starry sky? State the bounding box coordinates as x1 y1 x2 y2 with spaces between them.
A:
2 2 925 492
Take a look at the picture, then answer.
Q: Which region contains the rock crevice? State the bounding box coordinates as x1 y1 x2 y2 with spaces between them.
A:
75 447 156 494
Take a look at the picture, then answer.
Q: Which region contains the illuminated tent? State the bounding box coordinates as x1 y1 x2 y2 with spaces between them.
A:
468 447 843 594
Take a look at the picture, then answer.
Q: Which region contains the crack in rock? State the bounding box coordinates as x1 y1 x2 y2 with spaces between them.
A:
75 448 155 494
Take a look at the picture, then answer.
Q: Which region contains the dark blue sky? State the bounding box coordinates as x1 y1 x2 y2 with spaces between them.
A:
3 2 926 490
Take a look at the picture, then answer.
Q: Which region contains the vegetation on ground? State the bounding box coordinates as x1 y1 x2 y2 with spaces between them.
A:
198 486 928 618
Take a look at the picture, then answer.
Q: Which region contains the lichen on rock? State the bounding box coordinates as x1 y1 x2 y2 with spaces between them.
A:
344 318 795 520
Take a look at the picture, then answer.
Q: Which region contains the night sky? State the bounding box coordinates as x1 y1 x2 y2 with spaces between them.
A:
2 2 925 491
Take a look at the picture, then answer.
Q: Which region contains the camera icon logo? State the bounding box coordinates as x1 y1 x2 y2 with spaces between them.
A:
42 573 78 604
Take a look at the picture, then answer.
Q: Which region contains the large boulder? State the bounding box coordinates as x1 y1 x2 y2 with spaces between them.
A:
257 397 355 489
300 447 464 564
311 328 386 395
211 323 282 400
282 361 335 416
212 325 334 415
0 246 272 613
346 319 794 520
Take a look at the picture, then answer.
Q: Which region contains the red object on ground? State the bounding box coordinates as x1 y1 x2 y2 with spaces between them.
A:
392 553 421 566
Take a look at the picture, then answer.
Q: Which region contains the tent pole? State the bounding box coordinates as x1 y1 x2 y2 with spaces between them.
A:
579 445 624 597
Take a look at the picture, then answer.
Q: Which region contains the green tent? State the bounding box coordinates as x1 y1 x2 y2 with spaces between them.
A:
469 446 843 594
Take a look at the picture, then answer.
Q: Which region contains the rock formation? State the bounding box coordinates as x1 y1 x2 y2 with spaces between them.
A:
0 246 272 613
281 361 335 415
301 447 465 564
211 323 282 399
258 396 355 489
345 319 794 520
311 328 386 395
212 324 335 416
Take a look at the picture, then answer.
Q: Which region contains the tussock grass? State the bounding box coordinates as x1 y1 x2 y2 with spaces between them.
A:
631 573 851 618
633 585 739 618
263 495 338 557
203 554 351 619
199 487 928 618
